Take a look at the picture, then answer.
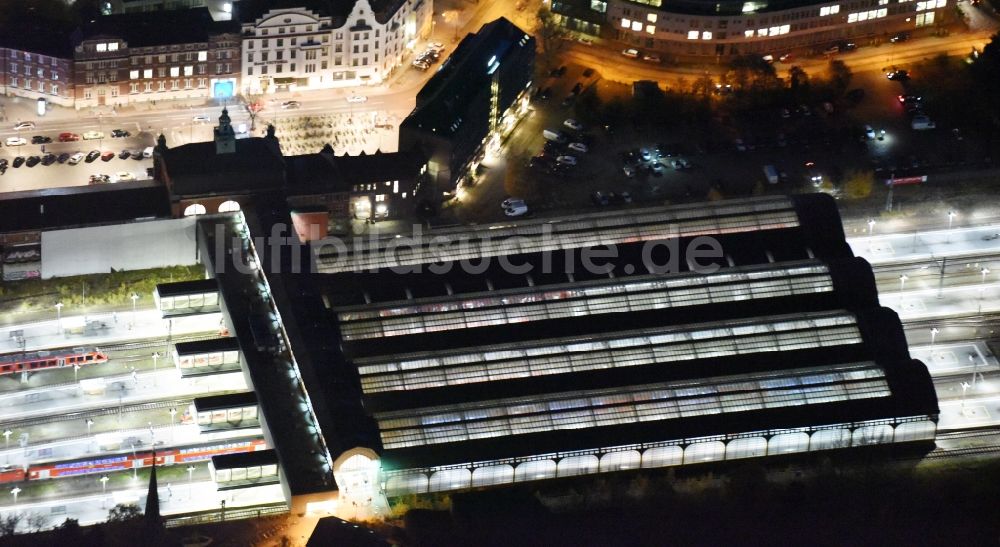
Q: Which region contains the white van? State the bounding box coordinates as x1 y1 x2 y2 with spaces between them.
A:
142 146 154 158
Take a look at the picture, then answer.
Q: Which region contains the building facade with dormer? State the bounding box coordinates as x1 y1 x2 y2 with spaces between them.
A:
73 8 241 109
239 0 432 94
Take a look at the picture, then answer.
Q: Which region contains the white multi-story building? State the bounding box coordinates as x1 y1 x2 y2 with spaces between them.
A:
240 0 432 95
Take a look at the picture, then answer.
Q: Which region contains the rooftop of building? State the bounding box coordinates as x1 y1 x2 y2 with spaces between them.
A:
401 17 534 137
285 147 426 195
0 181 170 233
158 130 286 197
236 0 415 26
616 0 848 17
76 7 240 47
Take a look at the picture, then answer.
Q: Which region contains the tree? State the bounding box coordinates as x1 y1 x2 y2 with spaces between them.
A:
787 66 810 98
535 6 567 68
25 512 47 533
242 92 265 131
106 503 142 523
842 169 875 200
691 74 715 98
726 55 778 92
825 60 853 96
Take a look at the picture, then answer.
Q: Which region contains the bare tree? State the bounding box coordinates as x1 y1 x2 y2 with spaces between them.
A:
242 92 266 131
0 513 22 537
25 512 47 533
535 6 567 68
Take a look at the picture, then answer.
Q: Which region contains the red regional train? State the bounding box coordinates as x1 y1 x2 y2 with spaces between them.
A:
0 438 266 484
0 347 109 375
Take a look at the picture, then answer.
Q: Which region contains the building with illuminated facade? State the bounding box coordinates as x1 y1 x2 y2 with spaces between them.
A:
554 0 955 59
399 17 535 193
239 0 432 94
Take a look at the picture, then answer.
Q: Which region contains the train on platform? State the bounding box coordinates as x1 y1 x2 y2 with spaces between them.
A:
0 438 266 484
0 346 109 376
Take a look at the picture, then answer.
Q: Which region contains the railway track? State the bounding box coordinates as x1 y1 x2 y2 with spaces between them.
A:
98 332 220 353
925 444 1000 460
0 397 194 431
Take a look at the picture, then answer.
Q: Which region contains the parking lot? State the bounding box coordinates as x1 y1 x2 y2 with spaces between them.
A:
0 130 154 192
454 56 991 222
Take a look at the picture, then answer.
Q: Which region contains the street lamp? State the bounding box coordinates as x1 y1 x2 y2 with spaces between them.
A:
979 267 990 314
55 302 63 335
11 487 20 506
3 430 10 464
898 274 908 308
187 465 196 500
169 408 177 440
100 475 109 508
930 327 939 348
867 218 876 250
152 352 160 386
130 293 139 329
946 211 956 243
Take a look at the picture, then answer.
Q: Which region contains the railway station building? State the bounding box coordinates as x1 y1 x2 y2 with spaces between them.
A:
201 193 937 517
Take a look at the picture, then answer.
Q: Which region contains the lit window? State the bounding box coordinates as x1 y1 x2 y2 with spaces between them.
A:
745 30 754 38
143 69 152 78
198 51 207 61
631 21 642 31
621 18 631 28
936 0 946 7
769 26 779 35
170 67 179 77
646 25 656 34
184 66 193 76
96 43 107 52
687 30 699 39
108 43 119 51
702 31 712 39
129 70 139 79
780 25 790 34
877 8 887 16
831 5 840 13
647 13 657 23
820 6 830 15
848 13 858 22
758 28 768 36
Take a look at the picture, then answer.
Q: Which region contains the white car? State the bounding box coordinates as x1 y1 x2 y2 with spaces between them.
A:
563 119 583 131
192 115 211 123
428 41 445 51
82 130 105 140
5 137 26 146
568 142 588 153
556 155 577 166
67 152 86 165
115 171 135 182
505 203 529 217
864 125 875 140
671 158 692 169
14 122 34 130
347 95 368 103
501 197 525 209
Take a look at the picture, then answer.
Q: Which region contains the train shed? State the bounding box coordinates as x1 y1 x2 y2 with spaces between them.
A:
154 278 221 318
173 337 242 377
193 391 260 432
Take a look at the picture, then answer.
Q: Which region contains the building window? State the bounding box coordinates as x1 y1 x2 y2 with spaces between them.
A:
109 43 118 51
248 67 254 75
130 83 138 93
158 67 166 77
158 81 165 91
51 84 58 95
198 51 207 61
170 67 179 77
687 30 699 39
143 69 152 78
130 70 139 79
144 82 152 92
184 66 193 76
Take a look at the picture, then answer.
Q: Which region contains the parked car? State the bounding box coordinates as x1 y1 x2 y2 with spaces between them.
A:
671 158 692 170
0 159 7 170
116 171 135 182
59 132 80 142
621 48 640 58
591 191 610 206
12 157 25 168
111 128 131 138
40 153 56 166
501 197 525 209
656 143 679 158
347 95 368 103
14 121 35 130
89 174 111 185
31 135 52 144
25 155 41 167
568 142 588 153
428 41 445 51
864 125 876 140
556 155 577 166
101 151 115 161
57 152 70 163
85 150 101 162
118 149 131 160
582 68 595 78
5 137 26 146
504 202 529 217
622 166 635 177
639 149 651 161
642 54 661 63
911 115 936 130
130 149 144 160
68 152 86 165
890 32 910 43
82 131 105 140
779 53 793 63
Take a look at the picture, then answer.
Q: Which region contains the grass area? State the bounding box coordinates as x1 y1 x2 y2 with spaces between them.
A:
0 265 204 316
